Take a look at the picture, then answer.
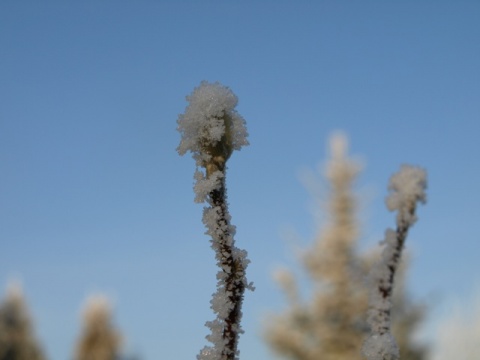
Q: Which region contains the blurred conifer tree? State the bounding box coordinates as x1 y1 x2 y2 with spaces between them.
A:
74 295 121 360
0 283 46 360
264 133 427 360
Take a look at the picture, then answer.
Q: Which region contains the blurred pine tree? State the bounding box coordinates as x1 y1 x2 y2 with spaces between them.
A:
74 295 122 360
0 283 46 360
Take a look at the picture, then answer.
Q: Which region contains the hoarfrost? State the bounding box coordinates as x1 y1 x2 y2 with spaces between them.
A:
386 165 427 226
362 333 400 360
176 81 248 167
194 170 223 203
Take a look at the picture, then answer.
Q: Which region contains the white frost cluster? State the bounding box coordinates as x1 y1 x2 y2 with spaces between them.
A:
197 203 253 360
367 230 398 330
363 230 400 360
362 333 400 360
194 170 223 203
386 165 427 226
177 81 249 166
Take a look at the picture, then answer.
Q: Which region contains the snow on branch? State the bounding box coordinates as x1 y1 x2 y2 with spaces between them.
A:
362 165 427 360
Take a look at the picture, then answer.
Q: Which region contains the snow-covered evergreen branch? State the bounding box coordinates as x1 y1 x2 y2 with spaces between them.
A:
177 81 253 360
362 165 427 360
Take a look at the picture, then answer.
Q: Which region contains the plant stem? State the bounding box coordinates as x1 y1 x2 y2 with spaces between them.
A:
207 173 246 360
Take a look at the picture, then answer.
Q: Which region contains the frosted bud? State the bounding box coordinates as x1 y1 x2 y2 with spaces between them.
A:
177 81 248 176
386 165 427 225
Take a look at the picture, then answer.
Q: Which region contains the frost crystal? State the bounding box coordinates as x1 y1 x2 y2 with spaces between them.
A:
194 170 223 203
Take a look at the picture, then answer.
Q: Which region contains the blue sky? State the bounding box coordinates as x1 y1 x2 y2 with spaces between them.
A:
1 2 479 359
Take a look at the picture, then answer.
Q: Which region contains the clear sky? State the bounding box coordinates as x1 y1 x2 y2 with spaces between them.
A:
1 2 479 360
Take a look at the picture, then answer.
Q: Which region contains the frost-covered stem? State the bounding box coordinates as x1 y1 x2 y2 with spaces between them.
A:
208 174 246 359
372 210 412 337
176 81 251 360
362 165 427 360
